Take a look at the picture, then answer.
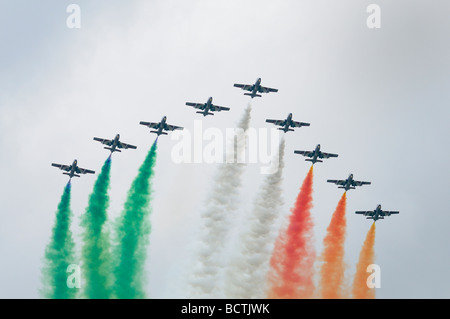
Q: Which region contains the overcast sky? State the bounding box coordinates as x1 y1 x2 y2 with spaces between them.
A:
0 0 449 298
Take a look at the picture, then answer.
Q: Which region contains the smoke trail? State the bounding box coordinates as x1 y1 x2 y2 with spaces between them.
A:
352 222 376 299
41 181 77 299
80 156 112 299
189 102 252 298
224 138 285 299
319 192 348 299
267 165 315 299
113 139 158 299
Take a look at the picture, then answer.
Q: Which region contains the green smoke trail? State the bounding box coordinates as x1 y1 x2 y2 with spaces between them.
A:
41 182 77 299
80 156 112 299
113 140 158 299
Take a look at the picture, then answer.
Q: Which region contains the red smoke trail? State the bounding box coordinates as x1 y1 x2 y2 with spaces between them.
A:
352 222 376 299
267 166 315 299
319 192 348 299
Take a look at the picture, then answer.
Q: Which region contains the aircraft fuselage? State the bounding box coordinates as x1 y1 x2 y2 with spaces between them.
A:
309 144 321 164
250 78 262 98
342 174 355 191
65 160 79 179
108 134 120 153
154 116 167 135
201 97 214 116
372 205 383 221
281 113 293 132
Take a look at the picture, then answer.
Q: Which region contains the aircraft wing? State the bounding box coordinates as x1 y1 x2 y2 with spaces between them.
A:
76 167 95 175
294 150 314 158
52 163 71 172
266 119 285 126
186 102 206 110
234 83 254 91
258 86 278 93
211 104 230 112
118 142 137 150
93 137 113 146
355 211 372 216
140 121 159 129
290 121 310 128
327 179 346 186
353 180 371 186
164 123 183 131
382 211 399 216
320 152 339 159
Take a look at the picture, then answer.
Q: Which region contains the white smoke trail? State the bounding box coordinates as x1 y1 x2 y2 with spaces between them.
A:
189 102 252 298
223 137 285 298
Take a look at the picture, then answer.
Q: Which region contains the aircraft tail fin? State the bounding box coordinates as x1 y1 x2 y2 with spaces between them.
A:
104 147 120 152
306 159 322 163
196 111 214 116
278 128 294 132
63 173 80 178
151 130 167 135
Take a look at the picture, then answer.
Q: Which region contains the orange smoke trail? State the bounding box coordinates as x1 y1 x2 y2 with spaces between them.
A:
319 192 348 299
267 166 315 299
352 222 376 299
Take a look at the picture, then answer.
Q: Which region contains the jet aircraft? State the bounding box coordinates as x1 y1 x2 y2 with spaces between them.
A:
140 116 183 136
186 97 230 116
266 113 310 133
327 174 371 192
355 204 399 221
294 144 338 164
51 159 95 179
93 134 137 153
233 78 278 98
